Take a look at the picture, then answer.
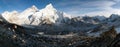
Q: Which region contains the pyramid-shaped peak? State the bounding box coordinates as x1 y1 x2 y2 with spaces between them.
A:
30 5 38 10
45 3 54 9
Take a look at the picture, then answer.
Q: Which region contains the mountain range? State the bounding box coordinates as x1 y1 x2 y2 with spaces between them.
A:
2 4 71 26
1 3 120 37
1 3 120 47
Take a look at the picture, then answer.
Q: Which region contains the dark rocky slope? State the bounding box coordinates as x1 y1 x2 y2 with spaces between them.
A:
0 18 120 47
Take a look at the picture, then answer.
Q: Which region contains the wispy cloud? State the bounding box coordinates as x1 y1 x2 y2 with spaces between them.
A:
80 9 120 17
57 0 120 17
81 0 120 17
113 0 120 2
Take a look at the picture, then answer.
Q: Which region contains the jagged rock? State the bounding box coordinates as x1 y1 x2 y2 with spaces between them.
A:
74 26 118 47
90 26 117 47
101 26 117 39
109 33 120 47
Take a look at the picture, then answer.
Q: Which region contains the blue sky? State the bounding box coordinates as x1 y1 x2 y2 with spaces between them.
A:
0 0 120 17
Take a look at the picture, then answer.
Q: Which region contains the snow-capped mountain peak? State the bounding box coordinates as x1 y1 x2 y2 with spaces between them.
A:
31 5 38 10
31 3 71 25
1 3 71 26
24 5 38 12
19 5 38 19
45 3 54 9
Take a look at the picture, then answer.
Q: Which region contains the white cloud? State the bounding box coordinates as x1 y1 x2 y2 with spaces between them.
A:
80 1 115 7
60 0 120 17
79 0 120 17
79 9 120 17
113 0 120 2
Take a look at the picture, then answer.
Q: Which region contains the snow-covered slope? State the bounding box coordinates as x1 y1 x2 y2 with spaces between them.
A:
2 11 19 23
1 3 71 25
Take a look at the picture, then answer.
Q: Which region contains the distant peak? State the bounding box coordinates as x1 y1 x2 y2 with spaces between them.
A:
30 5 38 10
45 3 54 9
32 5 36 8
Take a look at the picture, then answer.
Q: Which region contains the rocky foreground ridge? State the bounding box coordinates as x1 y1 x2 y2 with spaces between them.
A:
0 17 120 47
